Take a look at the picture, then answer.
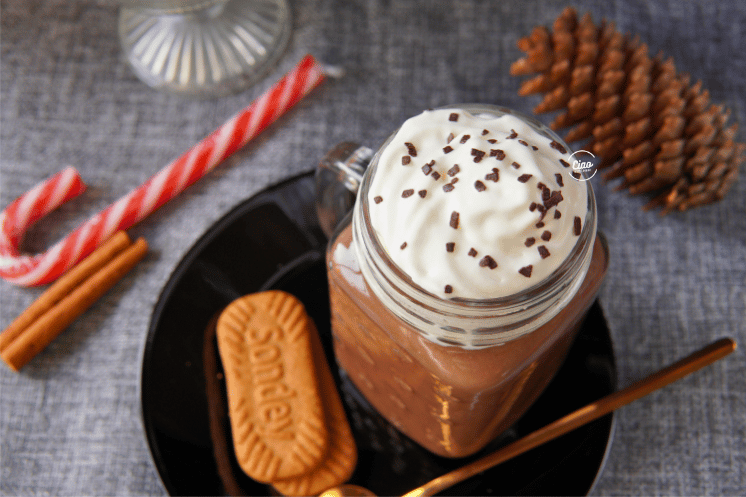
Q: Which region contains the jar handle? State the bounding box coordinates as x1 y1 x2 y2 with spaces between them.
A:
315 142 373 238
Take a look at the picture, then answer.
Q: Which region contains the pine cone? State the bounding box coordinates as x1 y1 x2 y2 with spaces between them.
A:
511 7 743 214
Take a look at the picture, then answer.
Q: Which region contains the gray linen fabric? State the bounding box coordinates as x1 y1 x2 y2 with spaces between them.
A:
1 0 744 495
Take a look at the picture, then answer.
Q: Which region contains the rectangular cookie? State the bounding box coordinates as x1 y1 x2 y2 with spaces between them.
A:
216 291 329 483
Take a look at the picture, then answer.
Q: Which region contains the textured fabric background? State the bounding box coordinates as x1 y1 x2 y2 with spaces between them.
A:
1 0 744 495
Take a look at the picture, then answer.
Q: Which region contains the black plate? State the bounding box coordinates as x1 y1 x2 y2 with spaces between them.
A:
141 171 617 496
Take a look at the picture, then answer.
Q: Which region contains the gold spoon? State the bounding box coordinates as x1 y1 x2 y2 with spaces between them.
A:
320 337 737 497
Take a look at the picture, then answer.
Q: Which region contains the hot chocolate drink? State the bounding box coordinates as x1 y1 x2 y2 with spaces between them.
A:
325 106 608 458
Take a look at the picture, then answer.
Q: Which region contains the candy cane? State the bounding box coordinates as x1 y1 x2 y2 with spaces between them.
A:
0 54 326 286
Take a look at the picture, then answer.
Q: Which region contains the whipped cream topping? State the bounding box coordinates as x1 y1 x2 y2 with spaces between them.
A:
367 107 588 299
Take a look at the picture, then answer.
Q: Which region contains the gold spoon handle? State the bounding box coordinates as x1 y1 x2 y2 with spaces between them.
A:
403 337 737 497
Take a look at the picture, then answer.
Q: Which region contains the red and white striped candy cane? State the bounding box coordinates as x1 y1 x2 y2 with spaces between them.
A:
0 54 326 286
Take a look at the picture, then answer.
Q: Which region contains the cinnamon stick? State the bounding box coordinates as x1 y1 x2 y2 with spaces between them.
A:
0 231 132 353
0 233 148 371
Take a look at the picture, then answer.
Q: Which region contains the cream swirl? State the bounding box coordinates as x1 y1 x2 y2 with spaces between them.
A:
367 107 588 299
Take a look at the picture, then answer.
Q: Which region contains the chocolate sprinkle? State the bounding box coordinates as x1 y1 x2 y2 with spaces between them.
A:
574 216 582 236
538 245 550 259
536 221 545 228
560 159 570 168
471 149 486 163
525 237 536 247
450 211 460 229
447 165 460 176
519 265 533 277
422 163 433 175
446 242 455 252
549 140 567 154
432 171 441 180
482 129 489 135
490 149 506 160
447 133 455 143
508 129 518 139
474 180 486 192
400 242 407 249
542 187 551 201
443 183 455 192
402 189 414 198
485 168 500 182
541 231 552 241
443 146 454 154
374 196 383 204
418 189 427 198
511 161 521 169
518 139 529 147
554 210 562 219
460 135 471 144
449 113 459 122
532 145 539 151
537 182 546 190
572 171 581 180
479 255 498 269
405 142 418 156
543 190 564 210
468 248 478 257
445 285 453 294
402 155 411 165
487 139 498 144
555 173 564 187
517 174 533 183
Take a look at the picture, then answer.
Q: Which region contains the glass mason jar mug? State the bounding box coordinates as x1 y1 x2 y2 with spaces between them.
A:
317 105 609 458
